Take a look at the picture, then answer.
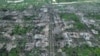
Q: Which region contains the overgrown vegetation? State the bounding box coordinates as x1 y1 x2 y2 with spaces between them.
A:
60 13 79 21
75 22 86 30
63 44 100 56
0 47 21 56
0 0 50 10
60 13 85 30
12 25 33 35
25 48 41 56
0 48 8 56
24 16 35 20
85 13 100 19
9 48 20 56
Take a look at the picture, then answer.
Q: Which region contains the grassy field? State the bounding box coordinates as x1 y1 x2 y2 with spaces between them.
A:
63 44 100 56
60 13 78 21
85 13 100 20
0 0 50 10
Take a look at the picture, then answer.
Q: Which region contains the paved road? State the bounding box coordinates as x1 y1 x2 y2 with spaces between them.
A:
48 6 56 56
52 1 98 4
47 5 65 56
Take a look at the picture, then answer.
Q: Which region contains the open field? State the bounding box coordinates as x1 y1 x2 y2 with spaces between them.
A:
0 0 50 10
